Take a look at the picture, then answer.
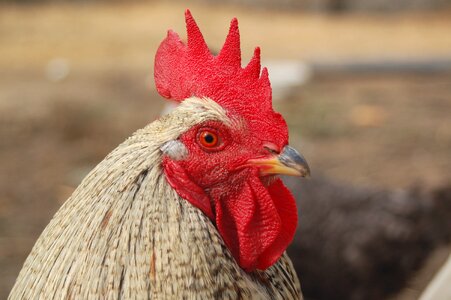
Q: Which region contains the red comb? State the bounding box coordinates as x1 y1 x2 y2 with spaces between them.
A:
154 9 272 110
154 10 288 151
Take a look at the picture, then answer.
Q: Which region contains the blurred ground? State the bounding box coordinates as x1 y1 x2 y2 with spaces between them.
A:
0 2 450 299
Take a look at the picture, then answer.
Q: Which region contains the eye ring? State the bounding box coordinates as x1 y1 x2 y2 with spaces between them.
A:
198 130 219 148
195 125 228 152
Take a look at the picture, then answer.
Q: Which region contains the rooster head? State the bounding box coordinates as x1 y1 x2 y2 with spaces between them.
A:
154 10 310 272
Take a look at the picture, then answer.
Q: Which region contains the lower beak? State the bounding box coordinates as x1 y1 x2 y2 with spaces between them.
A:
248 146 311 177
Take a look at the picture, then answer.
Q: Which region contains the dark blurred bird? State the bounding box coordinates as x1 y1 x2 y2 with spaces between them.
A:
285 175 451 300
9 10 309 299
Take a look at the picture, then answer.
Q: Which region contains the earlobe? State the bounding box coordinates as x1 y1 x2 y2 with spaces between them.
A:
160 140 189 161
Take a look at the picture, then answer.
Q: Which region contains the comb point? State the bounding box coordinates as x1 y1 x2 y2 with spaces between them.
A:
185 9 209 56
243 47 261 78
217 17 241 67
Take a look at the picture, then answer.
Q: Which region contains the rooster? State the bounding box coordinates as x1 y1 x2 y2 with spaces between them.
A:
9 10 309 299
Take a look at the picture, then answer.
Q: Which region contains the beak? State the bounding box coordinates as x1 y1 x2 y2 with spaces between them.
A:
248 146 311 177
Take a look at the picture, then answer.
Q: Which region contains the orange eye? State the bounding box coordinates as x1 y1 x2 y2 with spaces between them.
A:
198 130 219 148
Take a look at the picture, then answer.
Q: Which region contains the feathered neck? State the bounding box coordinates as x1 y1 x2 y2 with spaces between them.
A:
10 97 301 299
10 98 234 298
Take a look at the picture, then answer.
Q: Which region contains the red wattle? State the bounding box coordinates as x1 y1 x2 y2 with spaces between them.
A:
257 178 298 269
163 159 298 272
163 158 214 220
215 176 298 271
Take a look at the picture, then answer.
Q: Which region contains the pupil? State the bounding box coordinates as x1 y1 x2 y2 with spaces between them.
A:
204 134 214 144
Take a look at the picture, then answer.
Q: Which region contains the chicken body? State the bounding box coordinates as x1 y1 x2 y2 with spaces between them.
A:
9 98 302 299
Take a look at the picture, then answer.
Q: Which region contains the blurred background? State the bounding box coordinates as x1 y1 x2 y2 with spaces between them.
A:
0 0 450 299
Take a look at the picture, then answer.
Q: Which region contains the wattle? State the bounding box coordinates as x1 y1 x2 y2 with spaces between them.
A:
215 175 298 271
163 159 298 271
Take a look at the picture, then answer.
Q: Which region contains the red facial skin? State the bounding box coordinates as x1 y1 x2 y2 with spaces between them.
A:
162 120 298 272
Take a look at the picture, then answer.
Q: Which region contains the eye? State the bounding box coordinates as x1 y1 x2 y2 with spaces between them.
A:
198 129 219 149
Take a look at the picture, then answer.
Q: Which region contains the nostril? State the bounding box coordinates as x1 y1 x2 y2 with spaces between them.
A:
263 142 280 154
264 147 278 155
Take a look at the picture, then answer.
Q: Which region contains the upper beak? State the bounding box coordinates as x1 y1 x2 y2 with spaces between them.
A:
248 145 311 177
